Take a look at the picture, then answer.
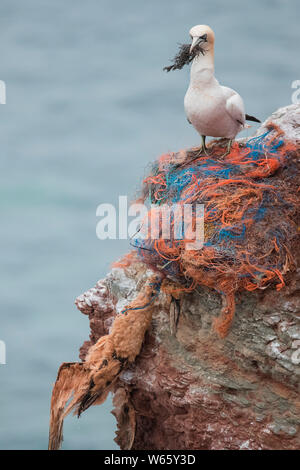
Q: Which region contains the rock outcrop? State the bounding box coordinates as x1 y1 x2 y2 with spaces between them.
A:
50 105 300 450
75 105 300 450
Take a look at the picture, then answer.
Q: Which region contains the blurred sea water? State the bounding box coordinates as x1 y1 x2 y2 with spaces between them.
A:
0 0 299 449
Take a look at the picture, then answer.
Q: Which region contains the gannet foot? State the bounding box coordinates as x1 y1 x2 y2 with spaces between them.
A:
174 136 209 169
174 149 206 169
194 146 210 158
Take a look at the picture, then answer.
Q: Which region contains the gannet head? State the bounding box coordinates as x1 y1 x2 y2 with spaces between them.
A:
189 25 215 54
163 25 214 72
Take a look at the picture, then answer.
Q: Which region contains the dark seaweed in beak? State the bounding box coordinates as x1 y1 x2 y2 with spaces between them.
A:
163 40 206 72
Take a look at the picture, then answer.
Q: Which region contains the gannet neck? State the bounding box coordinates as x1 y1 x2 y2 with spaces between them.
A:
190 51 215 86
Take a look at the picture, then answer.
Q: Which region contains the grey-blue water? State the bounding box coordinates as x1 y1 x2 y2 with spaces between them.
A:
0 0 299 450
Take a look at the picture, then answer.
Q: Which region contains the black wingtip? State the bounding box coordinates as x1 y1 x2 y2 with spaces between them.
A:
245 114 261 123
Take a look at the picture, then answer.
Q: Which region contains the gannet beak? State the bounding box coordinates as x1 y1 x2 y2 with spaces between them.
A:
190 34 208 53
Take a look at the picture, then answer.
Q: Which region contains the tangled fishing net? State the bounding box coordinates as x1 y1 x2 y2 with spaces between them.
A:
132 124 299 337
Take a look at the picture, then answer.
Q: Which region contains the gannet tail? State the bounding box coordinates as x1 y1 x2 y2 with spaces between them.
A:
245 114 261 123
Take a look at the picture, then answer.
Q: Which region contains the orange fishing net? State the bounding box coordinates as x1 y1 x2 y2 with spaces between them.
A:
133 124 299 337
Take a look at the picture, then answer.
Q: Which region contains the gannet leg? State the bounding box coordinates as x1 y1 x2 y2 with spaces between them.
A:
194 135 210 158
200 135 210 155
219 139 233 158
202 135 210 155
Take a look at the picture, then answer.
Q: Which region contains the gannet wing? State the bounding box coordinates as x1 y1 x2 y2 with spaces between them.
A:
221 86 245 125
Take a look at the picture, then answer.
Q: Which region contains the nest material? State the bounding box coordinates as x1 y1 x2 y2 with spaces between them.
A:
133 124 299 337
163 42 206 72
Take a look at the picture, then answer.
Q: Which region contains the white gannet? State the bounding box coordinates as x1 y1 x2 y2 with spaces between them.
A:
164 25 260 155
